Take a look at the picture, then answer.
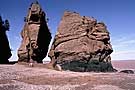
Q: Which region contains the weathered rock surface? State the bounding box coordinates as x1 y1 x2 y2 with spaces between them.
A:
18 1 51 63
49 11 114 72
0 16 12 64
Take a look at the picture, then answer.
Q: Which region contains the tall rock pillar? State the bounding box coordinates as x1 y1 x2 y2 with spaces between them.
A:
0 16 12 64
18 1 51 63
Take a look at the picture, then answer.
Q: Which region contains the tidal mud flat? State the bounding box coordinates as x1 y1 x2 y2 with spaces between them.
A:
0 62 134 90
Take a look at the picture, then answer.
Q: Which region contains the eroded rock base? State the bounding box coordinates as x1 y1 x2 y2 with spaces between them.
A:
60 60 114 72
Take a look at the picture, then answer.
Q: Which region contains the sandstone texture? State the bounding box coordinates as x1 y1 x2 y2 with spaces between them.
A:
0 16 12 64
49 11 114 72
18 1 51 63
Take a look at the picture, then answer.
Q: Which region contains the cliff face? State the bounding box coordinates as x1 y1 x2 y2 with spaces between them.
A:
0 16 11 64
18 1 52 63
49 11 114 72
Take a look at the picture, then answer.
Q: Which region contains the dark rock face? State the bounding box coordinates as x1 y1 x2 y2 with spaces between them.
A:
49 11 114 72
18 1 51 63
0 16 12 64
120 70 134 74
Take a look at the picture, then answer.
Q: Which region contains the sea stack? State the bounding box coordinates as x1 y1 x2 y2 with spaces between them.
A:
18 1 51 63
49 11 114 72
0 16 12 64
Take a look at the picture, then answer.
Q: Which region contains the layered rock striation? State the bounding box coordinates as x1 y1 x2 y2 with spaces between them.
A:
49 11 114 72
0 16 12 64
18 1 51 63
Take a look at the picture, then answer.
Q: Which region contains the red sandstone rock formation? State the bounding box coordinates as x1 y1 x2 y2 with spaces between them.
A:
18 1 51 63
49 11 114 72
